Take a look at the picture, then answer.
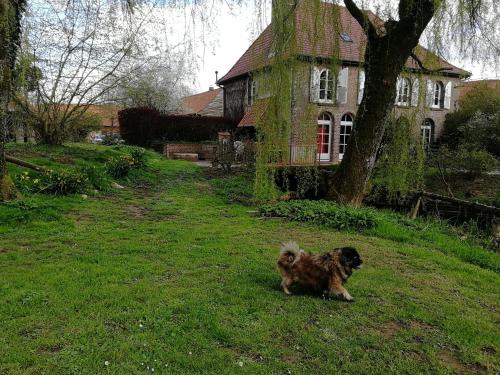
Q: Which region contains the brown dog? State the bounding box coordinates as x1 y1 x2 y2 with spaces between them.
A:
277 241 362 301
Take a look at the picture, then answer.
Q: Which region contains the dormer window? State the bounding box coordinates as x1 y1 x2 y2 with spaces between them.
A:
340 32 353 43
319 69 334 102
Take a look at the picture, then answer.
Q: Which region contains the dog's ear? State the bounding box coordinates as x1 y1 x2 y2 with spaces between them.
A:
340 247 358 263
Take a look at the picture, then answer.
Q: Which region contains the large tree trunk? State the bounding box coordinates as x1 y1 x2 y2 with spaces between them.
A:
327 0 436 205
0 0 25 200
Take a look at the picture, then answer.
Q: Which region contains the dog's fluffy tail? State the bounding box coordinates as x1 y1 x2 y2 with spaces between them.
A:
279 241 302 267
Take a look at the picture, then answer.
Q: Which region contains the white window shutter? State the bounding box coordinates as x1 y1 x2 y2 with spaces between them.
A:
444 81 452 109
395 77 401 104
357 69 365 104
426 79 434 107
336 67 348 104
310 66 320 103
411 79 419 107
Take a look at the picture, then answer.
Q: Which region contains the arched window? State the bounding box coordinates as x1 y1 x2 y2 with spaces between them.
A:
432 81 444 108
396 77 411 106
319 69 334 102
339 113 354 160
247 78 256 105
317 112 332 162
421 118 434 151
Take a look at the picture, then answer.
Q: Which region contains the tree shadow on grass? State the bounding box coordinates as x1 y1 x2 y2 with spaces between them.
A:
248 271 326 299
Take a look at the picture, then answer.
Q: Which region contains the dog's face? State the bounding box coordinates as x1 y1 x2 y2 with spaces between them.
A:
340 247 363 269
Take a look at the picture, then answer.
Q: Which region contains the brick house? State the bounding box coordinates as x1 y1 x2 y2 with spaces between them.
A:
179 86 224 117
217 2 470 164
456 79 500 104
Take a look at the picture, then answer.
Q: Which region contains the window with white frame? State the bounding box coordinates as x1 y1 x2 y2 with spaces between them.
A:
339 113 354 160
432 81 444 108
247 78 256 105
396 77 411 106
319 69 334 102
317 112 333 161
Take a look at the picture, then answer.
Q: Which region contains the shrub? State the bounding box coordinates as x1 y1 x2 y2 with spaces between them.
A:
69 111 102 142
443 84 500 156
259 200 377 231
79 165 111 191
130 147 147 167
16 169 88 195
102 134 125 146
40 169 88 195
105 155 135 178
455 148 497 179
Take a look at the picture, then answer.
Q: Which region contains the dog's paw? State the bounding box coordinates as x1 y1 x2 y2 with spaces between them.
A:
343 293 354 302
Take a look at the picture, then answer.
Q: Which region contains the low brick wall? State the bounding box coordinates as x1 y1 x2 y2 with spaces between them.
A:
164 143 217 160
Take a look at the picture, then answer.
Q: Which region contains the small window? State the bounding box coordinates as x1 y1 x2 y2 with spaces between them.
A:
247 78 256 105
319 69 334 102
432 81 444 109
340 32 353 43
396 78 411 106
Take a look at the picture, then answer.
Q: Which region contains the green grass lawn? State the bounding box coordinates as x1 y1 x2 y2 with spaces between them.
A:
1 144 499 374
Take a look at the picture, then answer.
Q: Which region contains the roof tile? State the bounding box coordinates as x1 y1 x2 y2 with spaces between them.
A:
218 3 468 84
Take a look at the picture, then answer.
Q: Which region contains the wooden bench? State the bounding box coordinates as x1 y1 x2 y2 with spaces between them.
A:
172 153 199 161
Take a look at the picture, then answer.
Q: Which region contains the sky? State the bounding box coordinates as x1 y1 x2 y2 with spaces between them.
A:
193 2 268 91
191 2 499 93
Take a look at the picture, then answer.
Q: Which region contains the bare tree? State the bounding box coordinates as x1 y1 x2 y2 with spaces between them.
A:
109 55 193 112
13 0 160 144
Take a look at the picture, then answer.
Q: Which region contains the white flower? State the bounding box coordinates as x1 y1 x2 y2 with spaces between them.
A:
237 361 244 367
104 361 110 366
139 324 144 328
189 351 192 355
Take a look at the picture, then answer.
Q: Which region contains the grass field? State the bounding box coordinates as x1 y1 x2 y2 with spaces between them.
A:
1 144 499 374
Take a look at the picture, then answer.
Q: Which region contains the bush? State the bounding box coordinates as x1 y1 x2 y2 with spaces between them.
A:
69 111 102 142
118 107 236 147
79 165 111 191
105 155 135 178
259 200 377 231
102 134 125 146
429 146 497 185
443 84 500 156
41 169 88 195
16 169 88 195
456 148 497 179
130 147 147 167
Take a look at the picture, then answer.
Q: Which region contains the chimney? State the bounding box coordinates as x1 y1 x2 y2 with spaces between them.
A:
209 85 214 91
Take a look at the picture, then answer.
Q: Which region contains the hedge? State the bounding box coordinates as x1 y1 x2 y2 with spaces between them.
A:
118 107 237 147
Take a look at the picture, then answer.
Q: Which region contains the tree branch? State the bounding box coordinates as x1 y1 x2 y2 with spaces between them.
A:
410 52 452 73
343 0 376 38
